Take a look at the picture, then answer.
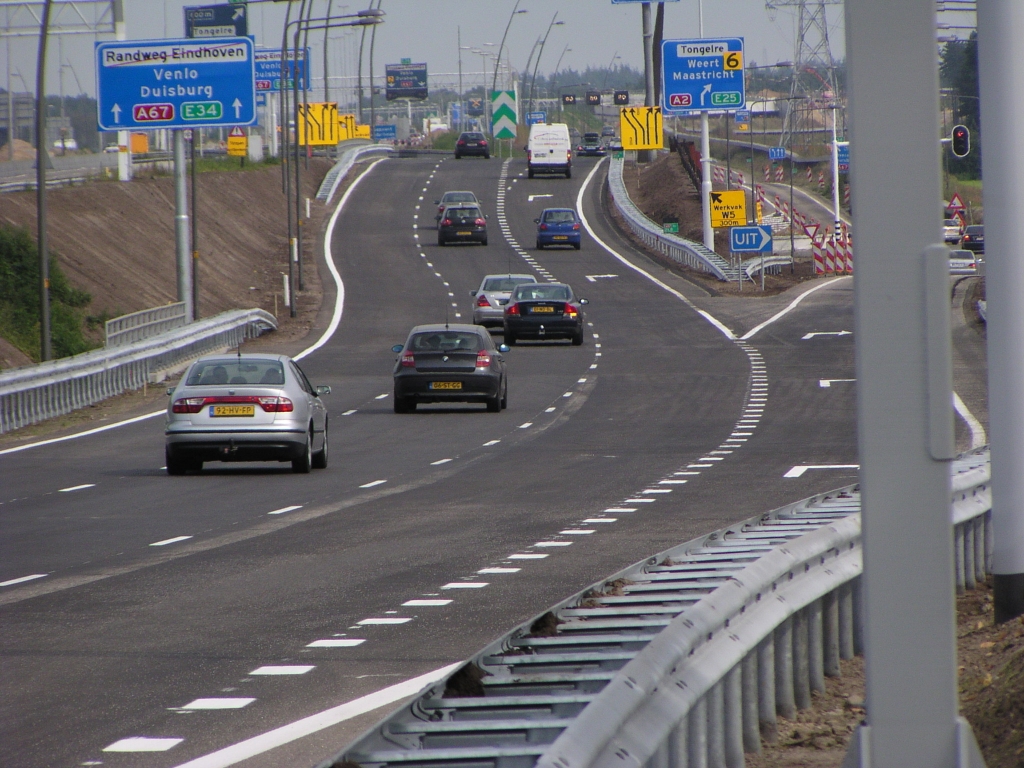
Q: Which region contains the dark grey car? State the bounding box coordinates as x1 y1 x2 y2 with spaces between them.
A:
392 324 509 412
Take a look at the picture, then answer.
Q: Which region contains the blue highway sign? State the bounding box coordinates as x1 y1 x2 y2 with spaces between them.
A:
730 225 773 253
836 142 850 172
662 37 745 114
768 146 787 161
184 4 247 38
95 37 256 130
526 111 547 125
373 124 397 141
254 47 310 92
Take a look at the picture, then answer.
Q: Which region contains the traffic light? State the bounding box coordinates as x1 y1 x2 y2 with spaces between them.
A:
951 124 970 158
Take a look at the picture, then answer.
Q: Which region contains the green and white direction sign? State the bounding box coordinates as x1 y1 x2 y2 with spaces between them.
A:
491 90 517 139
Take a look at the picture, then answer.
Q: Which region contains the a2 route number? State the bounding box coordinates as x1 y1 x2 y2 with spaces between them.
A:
723 51 743 71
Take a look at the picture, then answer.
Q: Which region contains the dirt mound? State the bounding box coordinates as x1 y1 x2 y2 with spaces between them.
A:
0 139 37 161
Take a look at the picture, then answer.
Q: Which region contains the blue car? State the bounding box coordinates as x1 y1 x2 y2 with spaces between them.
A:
535 208 582 250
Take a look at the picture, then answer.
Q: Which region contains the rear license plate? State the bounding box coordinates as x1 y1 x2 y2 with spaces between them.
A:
457 230 472 235
553 235 568 240
430 381 462 390
211 405 255 417
531 306 555 313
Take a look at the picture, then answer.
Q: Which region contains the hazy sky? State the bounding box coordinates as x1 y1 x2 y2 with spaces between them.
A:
4 0 849 99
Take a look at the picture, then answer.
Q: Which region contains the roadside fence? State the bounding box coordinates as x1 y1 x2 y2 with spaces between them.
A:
105 303 187 347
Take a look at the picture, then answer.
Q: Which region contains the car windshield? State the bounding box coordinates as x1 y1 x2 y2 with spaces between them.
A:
483 276 535 292
966 226 983 234
443 192 477 203
410 331 483 352
543 210 577 224
514 284 571 301
446 207 481 219
186 359 285 386
943 219 958 227
461 134 484 141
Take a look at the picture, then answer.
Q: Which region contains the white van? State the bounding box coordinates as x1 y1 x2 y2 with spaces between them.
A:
527 123 572 179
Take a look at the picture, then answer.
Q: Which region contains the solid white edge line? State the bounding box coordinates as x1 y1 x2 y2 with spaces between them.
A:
739 276 850 340
953 391 987 449
575 158 736 340
4 158 385 456
295 157 386 361
167 663 463 768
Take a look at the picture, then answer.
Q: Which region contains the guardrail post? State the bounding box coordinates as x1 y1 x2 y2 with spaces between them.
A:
964 523 977 589
688 697 709 768
793 609 812 710
974 517 987 583
669 717 688 768
774 618 796 718
955 524 966 593
708 682 726 768
852 577 865 656
808 599 826 694
724 666 744 768
741 651 761 754
756 634 777 741
838 582 855 660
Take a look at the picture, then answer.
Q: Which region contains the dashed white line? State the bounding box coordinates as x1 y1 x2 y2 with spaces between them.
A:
441 582 489 589
583 518 617 523
659 479 688 485
560 529 595 535
674 471 700 476
402 599 453 607
181 698 255 710
483 440 500 446
605 507 637 513
342 409 357 416
358 617 412 625
545 407 556 413
150 536 193 547
431 458 452 465
519 422 533 429
250 666 315 675
306 638 366 647
534 541 572 547
0 573 48 587
359 480 386 488
687 464 714 469
374 393 389 400
623 498 657 503
104 738 183 753
508 553 548 560
478 567 521 574
268 505 302 516
641 488 672 494
58 484 95 493
562 392 573 398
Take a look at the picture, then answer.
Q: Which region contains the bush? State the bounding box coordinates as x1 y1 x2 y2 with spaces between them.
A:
0 225 93 362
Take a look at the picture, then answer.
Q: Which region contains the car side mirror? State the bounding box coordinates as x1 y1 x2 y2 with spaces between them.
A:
434 200 439 204
391 344 404 353
579 298 590 305
316 385 331 396
485 214 489 219
498 344 510 353
166 387 174 396
533 218 540 223
469 290 477 296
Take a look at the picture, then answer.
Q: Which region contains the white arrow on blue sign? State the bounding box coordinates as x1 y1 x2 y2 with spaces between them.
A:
768 146 787 161
730 225 773 253
95 37 256 131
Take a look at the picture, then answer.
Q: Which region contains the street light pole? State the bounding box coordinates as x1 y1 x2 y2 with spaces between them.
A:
35 0 53 360
492 4 527 96
529 15 564 115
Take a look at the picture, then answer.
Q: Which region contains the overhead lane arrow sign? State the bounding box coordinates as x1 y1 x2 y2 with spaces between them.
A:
111 103 121 123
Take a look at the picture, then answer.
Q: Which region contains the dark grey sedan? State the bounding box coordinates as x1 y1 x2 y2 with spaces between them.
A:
503 282 588 346
392 324 508 413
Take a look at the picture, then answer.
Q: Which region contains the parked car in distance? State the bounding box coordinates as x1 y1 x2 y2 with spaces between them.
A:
527 122 572 178
943 218 962 243
392 325 509 413
435 190 480 224
576 132 606 157
437 205 488 246
948 249 977 275
961 225 984 253
503 282 588 346
164 354 330 475
601 126 616 137
454 131 490 159
471 274 538 327
535 208 582 250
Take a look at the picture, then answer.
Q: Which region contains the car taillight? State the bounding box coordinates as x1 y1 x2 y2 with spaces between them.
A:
480 140 487 146
442 219 452 226
567 150 572 160
564 303 579 318
506 303 520 316
401 351 416 367
963 235 971 241
526 150 532 160
476 350 491 367
475 218 486 226
539 223 548 231
572 223 580 230
477 294 491 307
457 140 466 146
258 396 294 412
172 397 205 414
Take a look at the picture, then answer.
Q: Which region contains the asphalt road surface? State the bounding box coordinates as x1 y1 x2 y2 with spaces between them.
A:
3 153 875 768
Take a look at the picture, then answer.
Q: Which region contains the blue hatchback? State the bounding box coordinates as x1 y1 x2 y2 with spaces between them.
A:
535 208 582 250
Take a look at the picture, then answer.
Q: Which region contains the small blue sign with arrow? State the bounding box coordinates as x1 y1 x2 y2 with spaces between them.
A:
768 146 787 161
730 225 773 253
526 111 547 125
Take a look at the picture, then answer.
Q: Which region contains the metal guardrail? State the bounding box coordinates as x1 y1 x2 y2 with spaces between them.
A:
333 448 991 768
741 254 793 279
105 302 187 347
0 308 276 434
607 155 738 282
316 143 395 204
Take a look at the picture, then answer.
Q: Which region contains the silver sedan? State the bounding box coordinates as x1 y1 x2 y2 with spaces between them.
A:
164 353 330 475
470 274 538 327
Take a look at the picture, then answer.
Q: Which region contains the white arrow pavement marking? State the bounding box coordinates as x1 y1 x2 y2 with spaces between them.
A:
802 331 853 340
784 464 859 478
527 194 553 202
111 104 121 123
585 274 618 282
232 98 242 118
819 379 856 387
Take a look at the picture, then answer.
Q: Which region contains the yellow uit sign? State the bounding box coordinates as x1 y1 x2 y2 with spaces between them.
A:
619 106 663 150
298 102 339 146
710 190 747 228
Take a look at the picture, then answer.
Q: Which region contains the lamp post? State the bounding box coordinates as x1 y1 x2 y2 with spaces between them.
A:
492 4 527 96
529 16 565 114
603 51 620 89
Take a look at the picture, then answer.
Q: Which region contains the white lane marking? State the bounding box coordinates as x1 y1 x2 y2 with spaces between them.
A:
0 409 165 456
590 364 598 369
585 274 619 282
563 392 573 398
181 698 255 710
519 422 533 429
374 393 389 400
819 379 855 387
604 507 637 513
527 194 553 202
508 553 548 559
659 479 687 484
441 582 489 589
953 392 987 449
576 159 736 340
164 664 462 768
359 480 386 488
699 456 725 461
150 536 193 547
641 488 672 494
297 157 384 361
675 471 700 476
1 573 48 587
483 440 500 446
306 639 365 647
268 506 302 516
577 378 587 383
802 330 853 340
725 438 747 443
545 407 556 413
534 541 572 547
784 464 859 478
342 409 357 416
623 498 657 503
741 278 851 341
731 432 753 437
58 483 95 493
560 529 595 535
688 464 714 468
357 617 411 625
402 599 453 607
250 666 315 675
710 450 733 455
584 518 617 523
431 458 452 465
105 737 183 753
478 567 521 574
